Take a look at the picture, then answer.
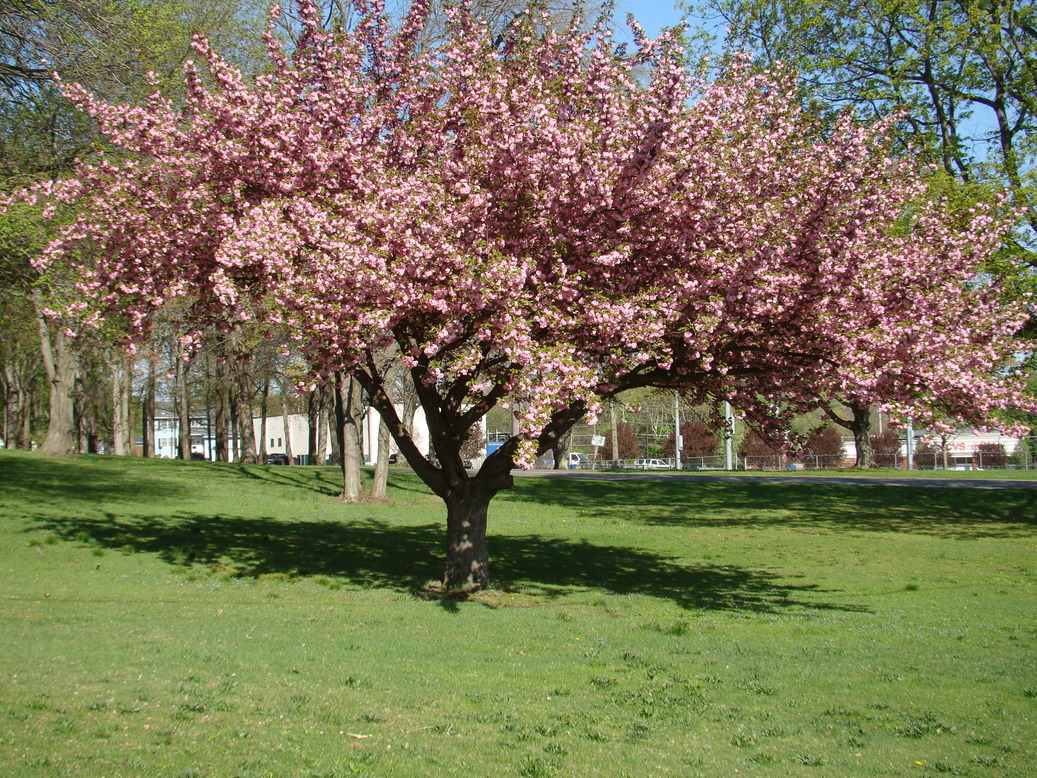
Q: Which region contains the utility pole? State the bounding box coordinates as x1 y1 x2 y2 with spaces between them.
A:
724 401 734 471
674 393 681 471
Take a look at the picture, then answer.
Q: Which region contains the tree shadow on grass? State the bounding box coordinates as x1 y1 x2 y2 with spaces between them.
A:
503 479 1037 539
33 510 863 614
0 452 186 505
232 464 346 497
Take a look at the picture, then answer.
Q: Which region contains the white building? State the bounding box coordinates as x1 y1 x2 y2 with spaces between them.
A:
844 428 1025 469
254 406 432 465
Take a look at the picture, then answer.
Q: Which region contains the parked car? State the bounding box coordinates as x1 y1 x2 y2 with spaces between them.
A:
266 453 291 465
568 452 589 468
634 458 670 470
388 452 399 465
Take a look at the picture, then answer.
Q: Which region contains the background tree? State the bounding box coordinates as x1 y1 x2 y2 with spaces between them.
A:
799 423 846 468
684 0 1037 260
461 424 488 462
975 441 1009 468
870 429 903 468
738 428 781 466
15 0 1033 593
661 419 720 459
602 421 642 462
0 0 270 455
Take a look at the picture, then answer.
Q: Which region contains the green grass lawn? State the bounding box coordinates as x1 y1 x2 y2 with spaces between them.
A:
1 451 1034 777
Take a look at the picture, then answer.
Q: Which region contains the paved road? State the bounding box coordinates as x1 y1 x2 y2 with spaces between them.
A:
512 469 1037 490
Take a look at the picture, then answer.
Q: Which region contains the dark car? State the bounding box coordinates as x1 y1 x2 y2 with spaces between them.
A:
388 453 399 465
266 453 291 465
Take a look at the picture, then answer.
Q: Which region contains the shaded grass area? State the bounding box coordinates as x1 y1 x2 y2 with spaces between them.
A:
507 476 1037 538
33 511 853 615
1 451 1035 777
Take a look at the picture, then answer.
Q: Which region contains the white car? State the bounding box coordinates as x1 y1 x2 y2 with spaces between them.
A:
634 458 670 470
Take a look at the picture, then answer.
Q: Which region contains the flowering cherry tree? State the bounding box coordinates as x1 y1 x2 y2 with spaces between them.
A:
12 0 1034 590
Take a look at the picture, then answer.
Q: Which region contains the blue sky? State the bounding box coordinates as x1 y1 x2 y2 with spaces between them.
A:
617 0 686 37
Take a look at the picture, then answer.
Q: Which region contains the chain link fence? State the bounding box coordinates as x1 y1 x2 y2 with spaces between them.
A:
539 437 1037 472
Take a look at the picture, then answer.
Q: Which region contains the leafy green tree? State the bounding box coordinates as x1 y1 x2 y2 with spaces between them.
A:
684 0 1037 261
1 0 270 454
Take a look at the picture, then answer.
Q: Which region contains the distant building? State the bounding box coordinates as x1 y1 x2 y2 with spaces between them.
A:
253 406 431 465
844 429 1025 469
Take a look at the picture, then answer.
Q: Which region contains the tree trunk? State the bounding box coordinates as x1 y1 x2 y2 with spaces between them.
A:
307 390 319 465
176 355 191 459
3 362 32 449
258 377 270 462
112 359 126 455
825 401 873 468
848 406 873 468
37 317 78 457
333 373 365 502
552 427 572 470
214 356 230 461
112 352 134 456
232 359 257 464
142 356 156 457
328 383 343 467
443 485 492 591
316 384 330 466
281 385 294 465
370 415 392 499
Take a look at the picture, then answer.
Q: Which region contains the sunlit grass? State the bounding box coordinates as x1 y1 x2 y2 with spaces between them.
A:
1 450 1034 776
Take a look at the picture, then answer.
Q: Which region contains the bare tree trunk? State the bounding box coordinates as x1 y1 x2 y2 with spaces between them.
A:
333 373 365 502
370 415 392 499
258 377 270 463
3 362 33 449
306 390 319 465
112 358 126 455
552 427 572 469
36 311 78 457
232 356 257 464
175 355 191 459
328 382 343 467
141 367 155 458
281 384 294 465
112 352 134 456
214 355 230 461
316 385 330 466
